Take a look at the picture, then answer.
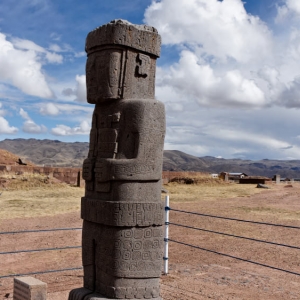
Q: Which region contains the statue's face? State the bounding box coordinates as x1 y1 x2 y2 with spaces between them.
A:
86 49 123 104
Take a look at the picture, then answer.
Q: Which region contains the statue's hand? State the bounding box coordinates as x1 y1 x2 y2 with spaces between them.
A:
94 159 110 182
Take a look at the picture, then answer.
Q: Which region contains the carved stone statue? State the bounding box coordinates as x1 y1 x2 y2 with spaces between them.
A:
68 20 165 300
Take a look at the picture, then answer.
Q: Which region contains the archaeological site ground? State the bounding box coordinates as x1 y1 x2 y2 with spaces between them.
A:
0 175 300 299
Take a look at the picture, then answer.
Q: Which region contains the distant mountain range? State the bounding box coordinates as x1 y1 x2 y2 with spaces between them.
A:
1 138 300 178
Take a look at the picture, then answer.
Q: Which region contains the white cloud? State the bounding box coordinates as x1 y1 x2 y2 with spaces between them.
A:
145 0 272 64
39 103 94 116
0 102 5 116
0 116 18 134
48 43 62 52
22 119 47 133
19 108 47 133
146 0 300 111
51 120 90 136
39 102 93 116
277 76 300 107
157 50 266 108
50 32 61 41
0 33 54 98
19 108 30 120
11 38 45 53
163 101 300 160
62 74 86 102
276 0 300 22
11 37 63 64
74 51 86 58
212 128 292 150
39 103 60 116
45 51 63 64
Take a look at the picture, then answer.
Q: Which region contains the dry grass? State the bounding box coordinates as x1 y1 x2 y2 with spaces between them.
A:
0 174 272 220
164 180 270 203
0 176 84 219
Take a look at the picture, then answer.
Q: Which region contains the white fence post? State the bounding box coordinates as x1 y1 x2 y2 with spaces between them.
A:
164 195 169 274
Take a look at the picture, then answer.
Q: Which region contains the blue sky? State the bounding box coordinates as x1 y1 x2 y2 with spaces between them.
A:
1 0 300 160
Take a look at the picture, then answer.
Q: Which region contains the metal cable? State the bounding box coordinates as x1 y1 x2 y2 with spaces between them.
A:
0 267 83 279
168 238 300 277
170 222 300 250
0 246 81 255
170 208 300 229
0 228 82 235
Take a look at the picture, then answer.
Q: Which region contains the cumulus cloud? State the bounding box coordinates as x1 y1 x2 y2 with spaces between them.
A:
39 103 60 116
145 0 272 63
0 103 18 133
158 50 266 108
39 102 93 116
276 0 300 22
0 116 18 134
145 0 300 110
144 0 272 109
51 120 90 136
11 37 63 64
19 108 47 133
62 75 86 102
0 33 54 98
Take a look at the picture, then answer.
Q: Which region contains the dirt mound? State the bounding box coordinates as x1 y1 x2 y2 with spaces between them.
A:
0 148 35 166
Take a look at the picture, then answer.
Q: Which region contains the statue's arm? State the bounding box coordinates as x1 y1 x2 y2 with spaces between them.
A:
97 101 165 181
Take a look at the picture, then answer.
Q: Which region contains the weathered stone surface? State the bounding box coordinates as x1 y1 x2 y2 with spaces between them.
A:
13 277 47 300
69 19 165 300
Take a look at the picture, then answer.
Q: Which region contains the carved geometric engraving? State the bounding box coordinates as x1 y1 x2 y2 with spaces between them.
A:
81 198 164 226
85 225 164 278
70 20 164 300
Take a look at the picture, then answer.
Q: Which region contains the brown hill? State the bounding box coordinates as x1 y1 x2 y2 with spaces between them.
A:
0 149 35 166
0 139 88 167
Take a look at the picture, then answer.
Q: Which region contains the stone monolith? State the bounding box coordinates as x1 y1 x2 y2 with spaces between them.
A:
69 19 165 300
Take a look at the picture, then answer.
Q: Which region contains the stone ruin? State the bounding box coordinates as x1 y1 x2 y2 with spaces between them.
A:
69 20 165 300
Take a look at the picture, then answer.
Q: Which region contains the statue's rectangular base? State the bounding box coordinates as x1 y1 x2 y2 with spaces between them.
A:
69 288 162 300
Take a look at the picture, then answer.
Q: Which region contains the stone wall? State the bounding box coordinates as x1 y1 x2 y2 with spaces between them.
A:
0 164 83 186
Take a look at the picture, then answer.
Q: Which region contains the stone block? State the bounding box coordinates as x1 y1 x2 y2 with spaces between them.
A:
13 277 47 300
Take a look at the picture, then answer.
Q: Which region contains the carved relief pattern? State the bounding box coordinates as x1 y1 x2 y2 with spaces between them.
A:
86 50 124 103
96 285 161 299
81 199 164 226
70 20 164 300
95 226 164 278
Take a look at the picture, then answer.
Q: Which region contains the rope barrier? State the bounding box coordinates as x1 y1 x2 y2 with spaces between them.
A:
170 208 300 229
0 246 81 255
0 267 83 279
0 228 82 235
170 222 300 250
168 238 300 277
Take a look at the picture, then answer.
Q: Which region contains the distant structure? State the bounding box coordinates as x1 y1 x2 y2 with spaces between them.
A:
69 20 165 300
219 172 248 181
219 172 271 184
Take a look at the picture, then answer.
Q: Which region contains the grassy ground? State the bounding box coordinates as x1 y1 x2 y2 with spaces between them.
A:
164 180 271 202
0 176 84 219
0 174 272 220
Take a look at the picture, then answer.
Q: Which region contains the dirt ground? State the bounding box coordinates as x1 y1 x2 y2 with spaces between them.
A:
1 182 300 299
